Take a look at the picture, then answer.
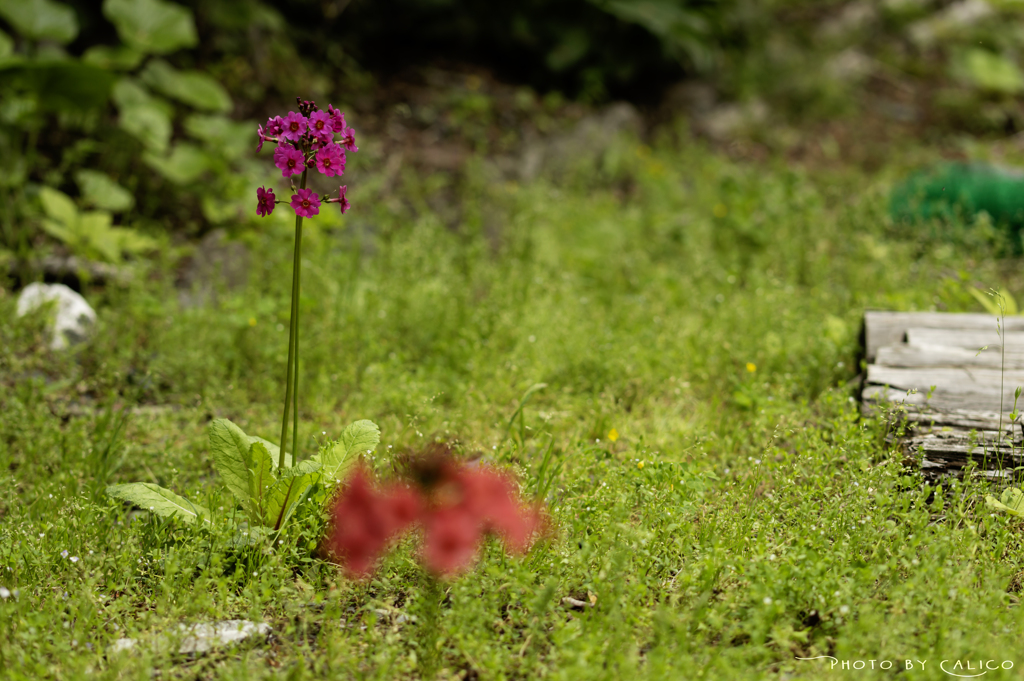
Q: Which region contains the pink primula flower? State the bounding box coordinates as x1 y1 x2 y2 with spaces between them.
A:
338 126 358 153
256 186 276 217
265 115 284 136
290 188 321 218
274 145 305 178
337 185 350 214
280 111 307 142
308 110 334 142
327 105 346 132
315 143 345 177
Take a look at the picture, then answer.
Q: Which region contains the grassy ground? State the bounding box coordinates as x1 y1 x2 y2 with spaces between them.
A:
3 125 1024 680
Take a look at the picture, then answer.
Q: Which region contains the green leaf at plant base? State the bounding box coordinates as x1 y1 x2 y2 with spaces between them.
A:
985 487 1024 516
313 420 380 487
143 144 210 184
103 0 197 55
106 482 211 524
209 418 262 509
112 79 172 153
82 45 144 71
247 441 274 521
0 0 78 43
265 461 321 531
75 169 135 212
140 59 232 112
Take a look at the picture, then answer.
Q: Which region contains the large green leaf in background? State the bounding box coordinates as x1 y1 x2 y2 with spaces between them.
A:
141 59 233 112
0 0 78 43
0 62 116 112
955 49 1024 95
103 0 197 55
82 45 144 71
184 114 253 160
38 186 156 262
107 483 211 524
75 170 135 212
143 143 211 184
112 79 172 153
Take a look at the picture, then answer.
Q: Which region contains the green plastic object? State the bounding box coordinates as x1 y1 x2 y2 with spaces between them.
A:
890 162 1024 236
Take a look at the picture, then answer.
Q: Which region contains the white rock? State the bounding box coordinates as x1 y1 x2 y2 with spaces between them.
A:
16 283 97 350
108 620 271 656
175 620 271 654
110 638 137 653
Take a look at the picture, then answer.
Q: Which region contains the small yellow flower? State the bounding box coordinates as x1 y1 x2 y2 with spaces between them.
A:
713 203 728 218
746 362 757 373
248 317 257 327
607 428 619 442
637 461 644 469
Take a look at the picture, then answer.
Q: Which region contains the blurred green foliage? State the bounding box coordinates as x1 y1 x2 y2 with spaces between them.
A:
4 0 1024 270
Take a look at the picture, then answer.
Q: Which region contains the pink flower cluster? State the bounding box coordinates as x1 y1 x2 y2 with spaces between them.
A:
325 449 545 578
255 99 356 218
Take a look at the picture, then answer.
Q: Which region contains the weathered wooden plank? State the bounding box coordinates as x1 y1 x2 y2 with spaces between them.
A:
905 327 1024 351
867 365 1024 398
862 384 1010 413
863 311 1024 362
875 343 1024 369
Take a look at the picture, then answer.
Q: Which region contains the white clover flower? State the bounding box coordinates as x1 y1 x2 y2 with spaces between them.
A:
61 550 69 559
0 587 10 599
70 556 79 563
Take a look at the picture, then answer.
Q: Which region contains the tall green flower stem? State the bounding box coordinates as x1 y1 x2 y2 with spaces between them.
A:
279 169 307 468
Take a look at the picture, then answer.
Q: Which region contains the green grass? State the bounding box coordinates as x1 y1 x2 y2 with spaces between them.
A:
3 127 1024 680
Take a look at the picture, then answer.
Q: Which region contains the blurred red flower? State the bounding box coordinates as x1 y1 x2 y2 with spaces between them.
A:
326 449 543 578
325 466 420 578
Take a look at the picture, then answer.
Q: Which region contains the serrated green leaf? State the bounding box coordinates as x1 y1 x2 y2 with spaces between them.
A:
247 441 274 520
0 0 78 43
106 482 211 524
140 59 232 112
265 461 321 530
314 420 379 486
103 0 197 55
209 419 258 508
143 143 210 184
75 170 135 212
38 186 78 227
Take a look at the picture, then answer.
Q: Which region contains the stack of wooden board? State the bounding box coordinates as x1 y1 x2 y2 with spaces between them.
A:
861 311 1024 482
